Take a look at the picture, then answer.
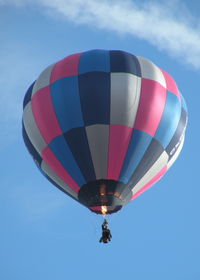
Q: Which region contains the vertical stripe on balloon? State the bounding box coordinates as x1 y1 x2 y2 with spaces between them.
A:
41 160 79 199
48 135 86 186
131 151 168 196
86 125 109 180
23 82 35 109
119 129 152 184
110 50 141 76
127 138 164 188
31 86 62 144
32 64 55 97
22 123 43 167
110 73 141 127
107 125 132 180
78 72 110 125
131 165 167 200
23 102 47 155
165 108 187 160
134 78 167 136
136 56 166 88
50 76 84 133
50 53 81 83
64 127 96 182
154 91 181 148
44 173 79 203
167 135 185 169
42 146 80 193
78 49 110 74
160 69 180 98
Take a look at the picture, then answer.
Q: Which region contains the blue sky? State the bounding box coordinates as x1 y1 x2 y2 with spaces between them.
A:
1 1 200 279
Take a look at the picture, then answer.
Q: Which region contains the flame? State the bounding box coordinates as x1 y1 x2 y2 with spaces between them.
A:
100 184 106 196
101 205 107 216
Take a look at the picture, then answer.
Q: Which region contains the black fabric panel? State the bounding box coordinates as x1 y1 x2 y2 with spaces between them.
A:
78 72 110 126
22 123 42 166
165 108 187 160
64 127 96 182
78 179 132 207
128 138 164 189
23 81 35 109
110 50 141 76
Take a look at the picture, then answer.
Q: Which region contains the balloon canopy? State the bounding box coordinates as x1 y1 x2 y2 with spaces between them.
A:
22 50 188 214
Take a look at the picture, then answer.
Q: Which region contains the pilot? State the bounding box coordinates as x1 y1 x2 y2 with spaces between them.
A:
99 219 112 243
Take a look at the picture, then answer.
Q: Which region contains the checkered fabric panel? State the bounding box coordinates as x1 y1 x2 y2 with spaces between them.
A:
22 49 188 204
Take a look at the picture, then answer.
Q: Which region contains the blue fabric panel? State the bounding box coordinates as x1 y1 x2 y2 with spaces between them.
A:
119 130 152 184
49 135 86 186
79 50 110 74
22 123 42 166
180 94 188 112
64 127 96 183
50 76 84 133
154 91 181 148
165 108 187 160
78 72 110 125
23 82 35 109
110 50 141 76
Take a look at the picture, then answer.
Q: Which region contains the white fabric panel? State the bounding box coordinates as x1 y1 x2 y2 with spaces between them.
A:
132 151 169 195
167 135 185 169
32 64 54 96
137 56 166 88
41 161 78 200
110 73 141 127
86 125 109 179
23 102 47 154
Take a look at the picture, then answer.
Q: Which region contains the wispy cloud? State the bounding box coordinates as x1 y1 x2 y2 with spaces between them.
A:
41 0 200 69
4 0 199 69
0 0 199 146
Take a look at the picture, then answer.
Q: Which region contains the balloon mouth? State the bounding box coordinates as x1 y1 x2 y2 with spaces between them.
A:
78 179 132 214
89 205 122 214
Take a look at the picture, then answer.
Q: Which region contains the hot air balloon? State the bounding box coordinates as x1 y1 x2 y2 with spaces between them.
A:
22 50 188 216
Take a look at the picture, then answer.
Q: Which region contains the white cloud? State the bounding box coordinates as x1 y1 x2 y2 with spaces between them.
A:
1 0 200 68
0 0 199 147
38 0 200 69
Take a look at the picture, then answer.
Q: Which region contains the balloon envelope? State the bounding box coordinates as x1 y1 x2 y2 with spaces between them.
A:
22 50 188 214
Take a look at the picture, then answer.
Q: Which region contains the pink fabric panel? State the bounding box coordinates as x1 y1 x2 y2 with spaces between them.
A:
134 78 167 137
107 125 132 180
50 53 82 83
42 147 80 193
89 206 113 213
131 166 167 200
160 69 180 99
31 86 62 144
90 206 102 212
